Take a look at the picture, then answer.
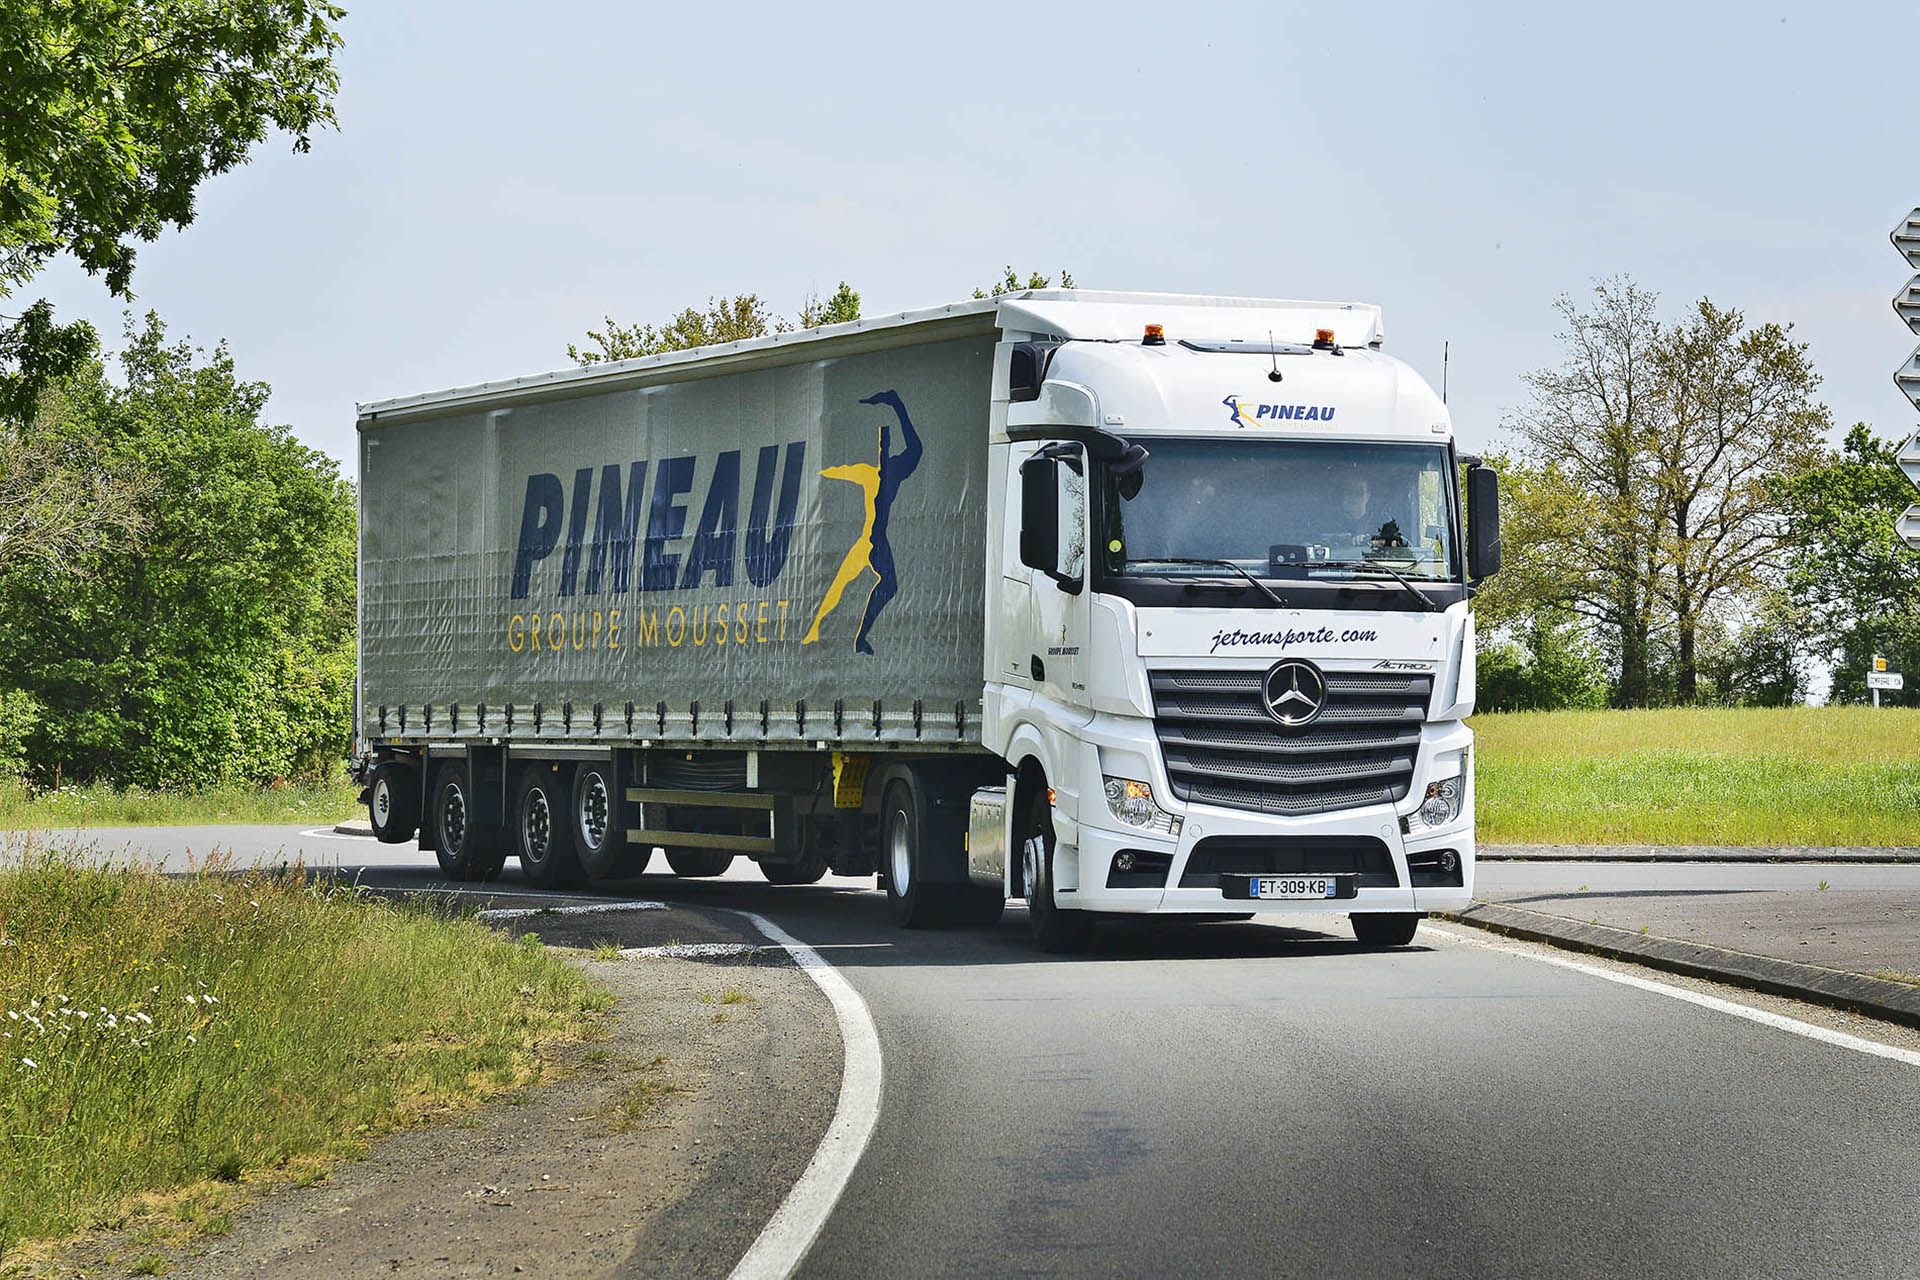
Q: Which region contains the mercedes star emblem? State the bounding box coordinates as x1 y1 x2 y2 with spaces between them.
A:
1263 660 1327 727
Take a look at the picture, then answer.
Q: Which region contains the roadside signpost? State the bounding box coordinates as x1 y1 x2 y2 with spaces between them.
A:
1869 656 1903 707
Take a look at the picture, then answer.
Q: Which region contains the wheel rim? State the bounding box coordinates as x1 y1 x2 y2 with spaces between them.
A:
522 787 552 864
889 809 911 895
372 777 391 825
441 785 467 855
1022 833 1042 906
579 773 608 851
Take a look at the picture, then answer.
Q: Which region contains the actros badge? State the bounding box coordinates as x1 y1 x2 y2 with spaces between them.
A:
1262 659 1326 728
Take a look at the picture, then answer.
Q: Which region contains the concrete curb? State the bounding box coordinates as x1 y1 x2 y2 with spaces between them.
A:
1481 845 1920 863
332 818 372 836
1437 901 1920 1032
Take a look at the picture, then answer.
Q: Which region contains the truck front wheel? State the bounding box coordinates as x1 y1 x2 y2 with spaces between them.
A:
432 762 506 882
367 761 418 844
1023 789 1091 953
1351 912 1421 948
515 767 585 889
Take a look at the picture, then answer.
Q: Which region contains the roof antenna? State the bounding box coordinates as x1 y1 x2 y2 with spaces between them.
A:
1442 341 1449 404
1267 330 1283 383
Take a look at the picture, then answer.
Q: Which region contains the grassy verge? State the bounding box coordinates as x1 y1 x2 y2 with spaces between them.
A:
0 779 361 830
0 848 610 1262
1474 707 1920 845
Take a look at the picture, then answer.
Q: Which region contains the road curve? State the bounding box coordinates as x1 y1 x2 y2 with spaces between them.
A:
28 826 1920 1279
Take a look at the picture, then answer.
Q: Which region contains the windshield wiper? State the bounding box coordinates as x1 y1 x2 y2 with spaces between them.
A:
1131 558 1288 609
1318 559 1441 612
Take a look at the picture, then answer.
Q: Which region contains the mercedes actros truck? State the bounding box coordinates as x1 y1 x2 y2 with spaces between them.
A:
353 290 1500 951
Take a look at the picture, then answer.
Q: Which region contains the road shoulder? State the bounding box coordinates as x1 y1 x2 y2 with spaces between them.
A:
87 906 839 1280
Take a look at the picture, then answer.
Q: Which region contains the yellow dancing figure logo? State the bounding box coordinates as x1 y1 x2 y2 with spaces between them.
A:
803 390 922 655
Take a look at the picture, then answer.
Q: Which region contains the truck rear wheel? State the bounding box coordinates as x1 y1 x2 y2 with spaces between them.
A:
665 849 734 877
431 762 505 882
572 762 649 879
882 781 945 927
1351 912 1421 948
515 766 585 889
1023 788 1091 953
367 761 418 844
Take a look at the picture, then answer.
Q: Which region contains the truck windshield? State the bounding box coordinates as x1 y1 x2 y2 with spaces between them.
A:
1100 439 1458 581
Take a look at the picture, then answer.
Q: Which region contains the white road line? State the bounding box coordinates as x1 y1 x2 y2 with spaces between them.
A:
622 942 760 959
1424 923 1920 1069
727 910 883 1280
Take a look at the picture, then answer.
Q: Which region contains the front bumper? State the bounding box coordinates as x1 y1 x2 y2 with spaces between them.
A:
1061 719 1475 916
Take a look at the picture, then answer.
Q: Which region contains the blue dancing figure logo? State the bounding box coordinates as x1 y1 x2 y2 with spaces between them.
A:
803 390 923 654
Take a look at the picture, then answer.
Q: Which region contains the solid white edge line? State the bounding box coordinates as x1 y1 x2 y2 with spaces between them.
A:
726 909 883 1280
1423 923 1920 1068
477 900 668 920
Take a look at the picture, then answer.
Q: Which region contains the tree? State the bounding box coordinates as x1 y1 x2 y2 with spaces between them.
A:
1648 300 1828 700
973 267 1075 298
0 2 346 418
1780 425 1920 705
1507 279 1665 705
0 314 356 785
569 293 790 365
798 281 861 329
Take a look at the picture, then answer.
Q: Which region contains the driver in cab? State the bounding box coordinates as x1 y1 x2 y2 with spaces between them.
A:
1307 468 1406 556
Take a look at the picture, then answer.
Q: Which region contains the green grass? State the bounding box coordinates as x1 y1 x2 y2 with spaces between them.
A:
1474 707 1920 845
0 847 611 1259
0 780 362 830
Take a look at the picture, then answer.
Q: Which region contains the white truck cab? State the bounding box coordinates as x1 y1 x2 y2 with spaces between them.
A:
969 293 1498 950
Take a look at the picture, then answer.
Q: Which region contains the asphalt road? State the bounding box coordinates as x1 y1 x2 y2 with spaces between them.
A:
17 825 1920 1279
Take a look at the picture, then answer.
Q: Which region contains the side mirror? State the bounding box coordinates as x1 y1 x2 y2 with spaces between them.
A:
1466 465 1501 582
1019 447 1085 593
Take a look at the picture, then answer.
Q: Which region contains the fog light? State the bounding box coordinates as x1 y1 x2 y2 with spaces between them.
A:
1101 776 1182 836
1114 851 1137 873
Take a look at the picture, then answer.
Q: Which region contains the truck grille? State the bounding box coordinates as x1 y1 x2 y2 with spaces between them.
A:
1150 668 1430 816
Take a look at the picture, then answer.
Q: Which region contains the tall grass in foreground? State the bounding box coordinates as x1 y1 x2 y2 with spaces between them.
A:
0 849 610 1255
0 780 362 830
1473 707 1920 845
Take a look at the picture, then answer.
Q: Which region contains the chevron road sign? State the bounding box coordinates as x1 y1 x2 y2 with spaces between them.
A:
1898 275 1920 333
1898 503 1920 551
1896 210 1920 270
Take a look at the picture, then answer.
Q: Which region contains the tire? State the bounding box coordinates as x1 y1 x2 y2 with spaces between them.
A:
515 766 584 889
760 849 829 885
1022 787 1092 953
430 762 505 882
573 762 647 879
1352 912 1422 948
882 781 947 927
665 848 735 877
367 761 419 844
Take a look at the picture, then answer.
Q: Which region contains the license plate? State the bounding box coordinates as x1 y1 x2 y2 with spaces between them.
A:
1252 876 1337 900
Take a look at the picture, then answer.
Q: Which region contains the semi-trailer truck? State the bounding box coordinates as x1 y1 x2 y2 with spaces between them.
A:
353 290 1500 951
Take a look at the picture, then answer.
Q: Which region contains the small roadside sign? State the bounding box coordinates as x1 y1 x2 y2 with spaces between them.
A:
1875 655 1889 672
1896 210 1920 269
1896 504 1920 549
1868 671 1903 691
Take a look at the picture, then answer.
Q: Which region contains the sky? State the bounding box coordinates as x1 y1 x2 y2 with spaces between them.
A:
24 0 1920 476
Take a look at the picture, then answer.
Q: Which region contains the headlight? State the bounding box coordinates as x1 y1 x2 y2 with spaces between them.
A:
1402 767 1465 833
1102 776 1183 836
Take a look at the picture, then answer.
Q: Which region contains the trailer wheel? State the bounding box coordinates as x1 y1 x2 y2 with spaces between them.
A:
759 850 829 885
431 762 505 882
1351 912 1421 948
664 849 734 877
1023 788 1091 953
367 761 418 844
571 762 643 879
515 766 585 889
882 781 948 928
